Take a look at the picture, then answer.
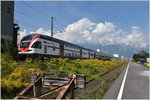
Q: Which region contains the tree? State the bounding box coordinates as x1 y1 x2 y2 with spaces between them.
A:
1 39 18 60
133 50 149 62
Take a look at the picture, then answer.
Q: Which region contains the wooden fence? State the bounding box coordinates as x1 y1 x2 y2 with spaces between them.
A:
14 72 85 99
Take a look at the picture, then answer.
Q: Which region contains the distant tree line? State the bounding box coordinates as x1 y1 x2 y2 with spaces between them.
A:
133 50 149 62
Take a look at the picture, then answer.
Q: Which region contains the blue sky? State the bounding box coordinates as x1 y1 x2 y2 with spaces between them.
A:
15 1 149 33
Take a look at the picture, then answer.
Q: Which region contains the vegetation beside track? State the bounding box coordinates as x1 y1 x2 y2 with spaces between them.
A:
144 63 150 67
75 63 127 99
136 61 150 68
1 53 126 99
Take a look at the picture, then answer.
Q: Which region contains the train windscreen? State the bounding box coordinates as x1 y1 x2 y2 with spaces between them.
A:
20 41 30 48
20 34 36 48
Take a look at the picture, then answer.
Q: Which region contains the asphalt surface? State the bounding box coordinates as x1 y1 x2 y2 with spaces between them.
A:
103 62 149 99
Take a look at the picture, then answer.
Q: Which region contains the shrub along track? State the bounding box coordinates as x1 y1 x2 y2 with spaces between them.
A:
74 62 128 99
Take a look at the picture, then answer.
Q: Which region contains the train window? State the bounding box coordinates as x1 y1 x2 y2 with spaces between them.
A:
69 45 71 48
68 53 71 57
65 44 68 47
65 53 67 56
67 53 69 56
68 44 70 48
53 46 55 51
31 41 42 49
75 53 77 57
20 41 30 48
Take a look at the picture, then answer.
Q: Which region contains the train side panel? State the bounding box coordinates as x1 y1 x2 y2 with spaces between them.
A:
63 43 80 58
41 39 60 56
89 50 95 59
82 49 89 58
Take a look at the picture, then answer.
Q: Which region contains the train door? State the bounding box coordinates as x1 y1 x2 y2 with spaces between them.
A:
44 45 47 54
60 43 64 58
89 51 90 59
80 49 82 59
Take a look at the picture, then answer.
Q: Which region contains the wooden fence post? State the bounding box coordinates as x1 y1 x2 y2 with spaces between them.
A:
70 81 74 99
33 73 42 97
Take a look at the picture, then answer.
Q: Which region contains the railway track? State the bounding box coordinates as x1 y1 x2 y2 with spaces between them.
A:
86 62 128 84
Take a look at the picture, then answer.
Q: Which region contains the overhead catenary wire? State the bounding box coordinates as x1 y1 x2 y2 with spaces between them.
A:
15 10 50 27
22 1 50 19
55 20 67 29
22 1 57 37
2 15 39 29
19 20 40 29
20 1 81 39
21 1 67 29
21 2 63 26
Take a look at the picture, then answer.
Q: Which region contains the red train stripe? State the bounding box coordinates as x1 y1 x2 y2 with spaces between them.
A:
28 34 41 48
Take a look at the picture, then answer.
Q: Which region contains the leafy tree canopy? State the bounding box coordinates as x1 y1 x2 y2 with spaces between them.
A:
133 50 149 61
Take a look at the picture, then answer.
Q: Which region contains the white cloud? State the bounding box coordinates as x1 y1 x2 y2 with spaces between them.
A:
18 29 27 44
54 18 95 44
35 28 51 36
19 18 148 48
93 22 116 34
65 18 95 33
121 26 148 48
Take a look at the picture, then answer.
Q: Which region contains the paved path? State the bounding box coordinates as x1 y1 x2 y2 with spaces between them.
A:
103 62 149 99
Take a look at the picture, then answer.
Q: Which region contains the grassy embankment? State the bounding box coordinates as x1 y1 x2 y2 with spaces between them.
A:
1 54 126 99
136 61 150 68
144 63 150 68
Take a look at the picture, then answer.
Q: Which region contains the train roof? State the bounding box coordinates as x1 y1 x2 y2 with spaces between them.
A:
39 34 83 48
21 34 37 41
22 33 82 48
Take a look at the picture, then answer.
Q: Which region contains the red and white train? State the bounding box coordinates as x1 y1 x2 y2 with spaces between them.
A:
18 34 114 60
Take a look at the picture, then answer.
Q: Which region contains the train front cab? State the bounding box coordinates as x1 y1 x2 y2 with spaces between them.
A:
18 34 42 60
